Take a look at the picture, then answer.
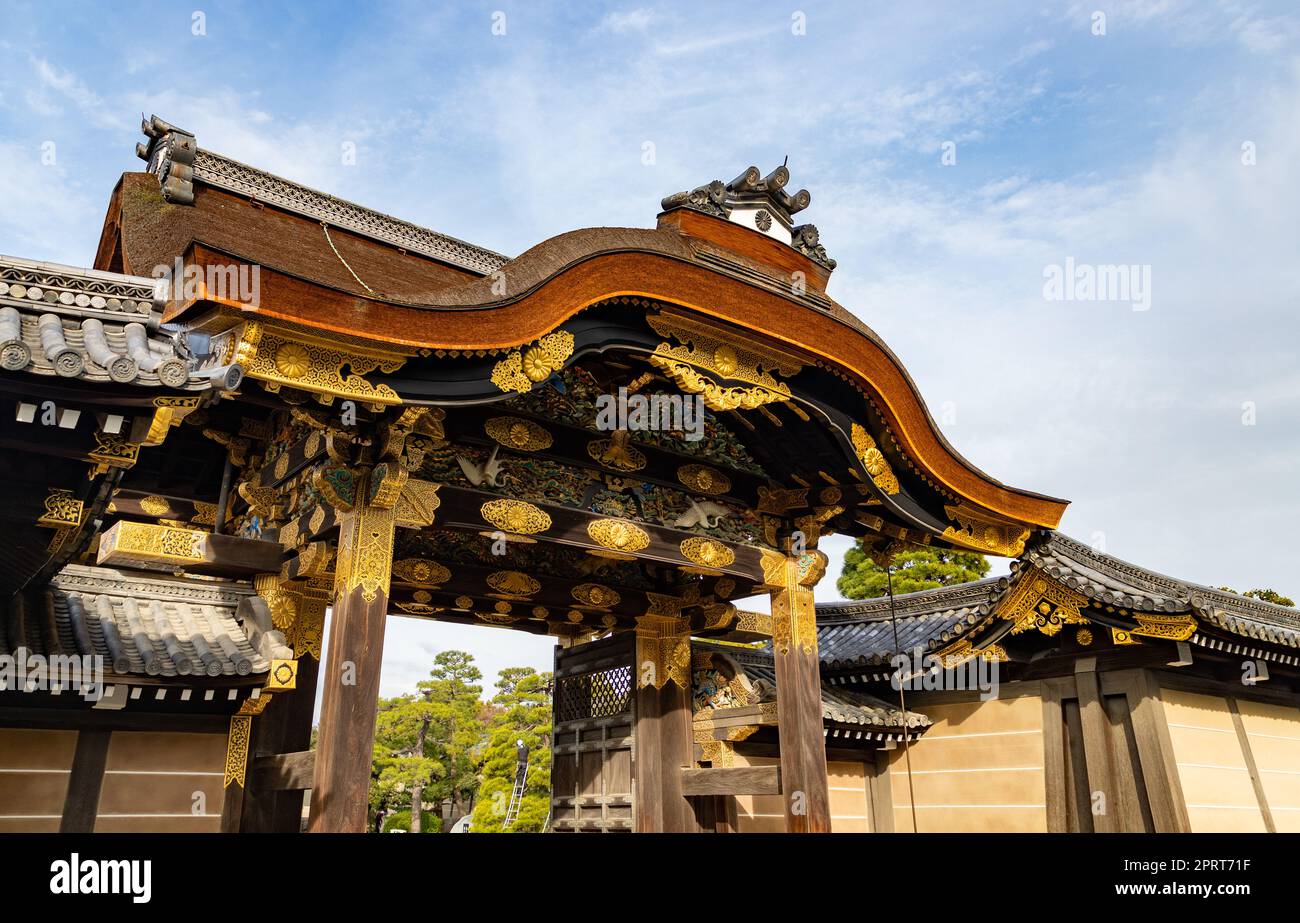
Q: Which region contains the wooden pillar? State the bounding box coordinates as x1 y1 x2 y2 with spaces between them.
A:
308 473 396 833
761 549 831 833
60 729 110 833
239 655 321 832
633 615 695 832
1073 662 1118 833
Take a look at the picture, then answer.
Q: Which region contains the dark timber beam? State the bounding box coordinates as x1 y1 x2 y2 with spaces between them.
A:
431 484 765 583
680 766 780 796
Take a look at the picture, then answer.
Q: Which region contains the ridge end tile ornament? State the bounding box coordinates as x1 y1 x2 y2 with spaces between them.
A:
646 312 803 411
225 321 409 406
679 536 735 570
660 179 731 219
661 164 813 246
941 503 1032 557
849 423 900 496
479 498 552 536
490 330 575 394
587 518 651 556
790 224 837 270
676 463 731 495
484 416 553 452
998 567 1090 636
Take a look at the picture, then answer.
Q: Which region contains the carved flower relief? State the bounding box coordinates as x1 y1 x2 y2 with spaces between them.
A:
572 583 620 609
586 518 651 553
680 536 735 569
713 345 738 377
677 464 731 495
521 347 554 382
274 342 312 379
484 416 553 451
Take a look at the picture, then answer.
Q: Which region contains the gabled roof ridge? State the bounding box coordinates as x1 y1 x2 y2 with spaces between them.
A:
815 574 1008 623
137 115 508 276
1026 531 1188 598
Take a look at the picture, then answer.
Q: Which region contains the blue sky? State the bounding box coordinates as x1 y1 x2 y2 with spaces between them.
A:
2 1 1298 699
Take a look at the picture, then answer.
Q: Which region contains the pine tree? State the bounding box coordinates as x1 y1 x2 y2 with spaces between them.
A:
370 650 484 832
1217 587 1295 608
837 543 990 599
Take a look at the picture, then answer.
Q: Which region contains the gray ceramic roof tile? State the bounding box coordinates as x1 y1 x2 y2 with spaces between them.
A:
0 564 273 679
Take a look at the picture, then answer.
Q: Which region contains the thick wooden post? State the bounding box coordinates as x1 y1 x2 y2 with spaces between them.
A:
308 473 396 833
633 615 695 832
239 655 320 832
761 549 831 833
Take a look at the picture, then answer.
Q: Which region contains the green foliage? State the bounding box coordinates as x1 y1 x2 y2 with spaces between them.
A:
382 809 442 834
1218 587 1295 608
836 544 990 599
469 666 553 833
370 650 485 831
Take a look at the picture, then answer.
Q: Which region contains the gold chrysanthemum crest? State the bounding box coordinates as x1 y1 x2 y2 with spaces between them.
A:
587 518 650 554
680 536 735 569
480 498 551 534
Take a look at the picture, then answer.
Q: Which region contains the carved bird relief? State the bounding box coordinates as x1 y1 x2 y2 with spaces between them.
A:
674 497 730 529
457 444 504 487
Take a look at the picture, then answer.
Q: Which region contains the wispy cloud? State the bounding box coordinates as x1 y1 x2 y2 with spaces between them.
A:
2 1 1298 696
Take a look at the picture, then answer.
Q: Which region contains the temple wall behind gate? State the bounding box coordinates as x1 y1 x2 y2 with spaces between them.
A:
0 726 228 832
728 753 873 833
885 688 1048 833
1159 686 1300 833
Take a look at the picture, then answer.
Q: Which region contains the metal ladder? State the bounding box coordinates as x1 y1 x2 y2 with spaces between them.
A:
503 759 529 828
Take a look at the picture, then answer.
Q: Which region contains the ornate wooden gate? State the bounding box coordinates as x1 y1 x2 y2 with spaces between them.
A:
550 635 635 832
